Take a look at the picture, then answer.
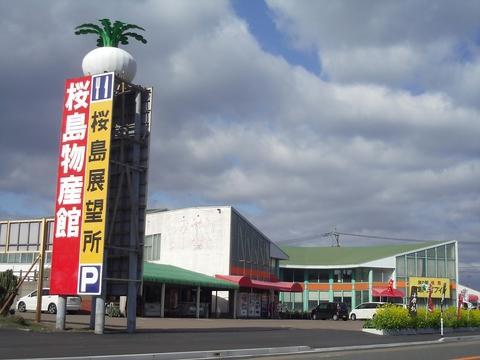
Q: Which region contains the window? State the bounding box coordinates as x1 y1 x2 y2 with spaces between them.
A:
18 223 30 251
396 256 405 277
283 269 294 282
373 269 386 282
427 259 436 277
447 244 455 260
427 248 435 259
318 270 330 282
20 253 33 264
407 257 416 276
437 246 446 259
144 233 161 261
293 270 305 282
0 223 7 251
308 271 319 282
46 221 54 251
318 303 328 310
447 260 456 279
437 260 446 277
8 223 20 251
7 253 20 263
342 270 352 282
334 270 342 282
308 301 318 311
28 222 40 251
417 258 426 277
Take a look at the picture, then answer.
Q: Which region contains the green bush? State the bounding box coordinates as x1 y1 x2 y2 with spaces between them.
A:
0 270 18 316
366 304 480 330
370 304 413 330
415 309 441 329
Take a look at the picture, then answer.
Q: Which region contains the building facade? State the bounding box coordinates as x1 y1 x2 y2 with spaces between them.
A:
145 206 291 317
279 241 458 312
0 210 462 317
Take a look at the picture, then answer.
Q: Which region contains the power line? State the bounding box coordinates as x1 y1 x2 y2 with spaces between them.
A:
336 232 453 243
278 230 476 245
276 232 333 245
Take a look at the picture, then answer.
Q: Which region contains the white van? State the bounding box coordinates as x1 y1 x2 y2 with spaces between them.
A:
16 288 81 314
349 302 386 320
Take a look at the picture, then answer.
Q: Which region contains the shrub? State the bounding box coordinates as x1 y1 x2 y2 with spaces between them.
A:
370 304 413 330
415 309 441 329
366 304 480 330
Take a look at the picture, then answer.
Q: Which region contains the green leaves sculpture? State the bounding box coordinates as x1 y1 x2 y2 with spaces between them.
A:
75 18 147 47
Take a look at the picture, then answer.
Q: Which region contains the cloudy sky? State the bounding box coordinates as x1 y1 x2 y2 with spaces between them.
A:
1 0 479 289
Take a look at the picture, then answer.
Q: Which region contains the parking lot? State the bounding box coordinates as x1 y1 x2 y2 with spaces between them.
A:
19 311 365 332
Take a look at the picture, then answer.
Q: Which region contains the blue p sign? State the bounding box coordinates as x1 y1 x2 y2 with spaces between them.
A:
79 265 101 294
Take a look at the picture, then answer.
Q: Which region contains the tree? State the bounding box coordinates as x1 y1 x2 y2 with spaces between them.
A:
0 270 18 316
75 18 147 47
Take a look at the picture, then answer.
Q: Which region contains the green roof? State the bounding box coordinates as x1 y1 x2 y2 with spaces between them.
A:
143 262 239 290
281 241 446 266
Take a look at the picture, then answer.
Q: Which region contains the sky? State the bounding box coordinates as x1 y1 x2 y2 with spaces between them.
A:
0 0 479 289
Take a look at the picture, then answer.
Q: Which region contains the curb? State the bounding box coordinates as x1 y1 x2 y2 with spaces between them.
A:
9 346 312 360
362 327 480 336
10 335 480 360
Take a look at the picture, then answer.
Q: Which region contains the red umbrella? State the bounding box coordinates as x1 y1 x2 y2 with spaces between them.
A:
468 294 478 303
372 287 404 298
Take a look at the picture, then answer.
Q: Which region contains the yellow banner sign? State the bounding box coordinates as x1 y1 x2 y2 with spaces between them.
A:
77 72 114 295
409 277 450 298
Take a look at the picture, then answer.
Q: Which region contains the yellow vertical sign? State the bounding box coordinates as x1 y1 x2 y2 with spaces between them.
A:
78 73 114 295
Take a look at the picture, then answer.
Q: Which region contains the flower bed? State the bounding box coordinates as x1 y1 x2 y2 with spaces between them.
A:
363 304 480 331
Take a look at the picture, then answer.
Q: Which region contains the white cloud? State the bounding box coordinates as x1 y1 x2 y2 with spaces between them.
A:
266 0 480 108
0 1 478 287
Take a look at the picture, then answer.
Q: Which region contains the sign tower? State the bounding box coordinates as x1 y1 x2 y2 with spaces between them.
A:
50 19 151 334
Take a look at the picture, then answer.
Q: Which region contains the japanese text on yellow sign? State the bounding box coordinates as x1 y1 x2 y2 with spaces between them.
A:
409 277 450 298
79 98 112 264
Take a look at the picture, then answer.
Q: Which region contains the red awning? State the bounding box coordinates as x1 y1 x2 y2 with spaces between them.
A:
215 275 252 287
468 294 478 303
215 274 302 292
372 287 404 298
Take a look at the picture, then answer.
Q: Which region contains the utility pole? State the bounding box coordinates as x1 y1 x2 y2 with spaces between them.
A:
35 218 47 322
333 230 340 247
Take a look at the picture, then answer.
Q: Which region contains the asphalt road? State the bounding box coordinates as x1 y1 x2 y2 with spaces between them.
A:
1 326 477 359
258 338 480 360
1 314 479 359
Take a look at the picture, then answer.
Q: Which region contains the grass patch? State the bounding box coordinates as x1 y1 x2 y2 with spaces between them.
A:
0 314 53 332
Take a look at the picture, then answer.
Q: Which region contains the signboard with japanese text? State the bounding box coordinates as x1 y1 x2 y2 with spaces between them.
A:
50 72 114 296
409 277 450 299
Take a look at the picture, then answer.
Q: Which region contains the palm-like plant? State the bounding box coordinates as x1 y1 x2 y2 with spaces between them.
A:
75 18 147 47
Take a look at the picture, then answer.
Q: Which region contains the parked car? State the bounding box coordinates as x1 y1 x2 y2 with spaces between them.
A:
349 302 389 320
16 288 81 314
311 302 349 321
462 301 477 310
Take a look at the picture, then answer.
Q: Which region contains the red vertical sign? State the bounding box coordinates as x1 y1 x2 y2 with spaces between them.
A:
50 76 92 295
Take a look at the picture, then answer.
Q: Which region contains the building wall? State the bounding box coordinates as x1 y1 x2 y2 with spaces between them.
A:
278 242 459 313
230 210 272 280
395 241 458 307
145 207 232 277
0 219 53 281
